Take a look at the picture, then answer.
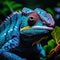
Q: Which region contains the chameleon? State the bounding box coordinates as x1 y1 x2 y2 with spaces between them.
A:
0 7 55 60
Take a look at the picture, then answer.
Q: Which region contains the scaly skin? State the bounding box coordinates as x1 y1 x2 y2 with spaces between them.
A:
0 7 55 60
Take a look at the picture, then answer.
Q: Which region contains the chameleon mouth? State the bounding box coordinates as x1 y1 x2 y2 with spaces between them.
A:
31 26 53 30
20 26 53 31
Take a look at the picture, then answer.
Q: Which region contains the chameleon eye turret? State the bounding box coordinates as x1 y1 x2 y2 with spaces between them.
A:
28 12 39 26
28 16 36 26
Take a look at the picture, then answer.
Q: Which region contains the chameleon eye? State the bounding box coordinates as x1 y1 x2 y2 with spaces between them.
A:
28 16 37 26
28 12 39 26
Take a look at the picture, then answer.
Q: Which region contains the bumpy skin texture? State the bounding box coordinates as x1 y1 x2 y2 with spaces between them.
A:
0 7 55 60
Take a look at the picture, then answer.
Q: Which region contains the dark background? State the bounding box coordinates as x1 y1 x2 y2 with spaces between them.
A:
0 0 60 26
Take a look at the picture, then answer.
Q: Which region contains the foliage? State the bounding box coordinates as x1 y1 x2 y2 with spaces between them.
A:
0 0 22 16
0 0 23 24
3 1 22 12
51 26 60 44
43 39 56 54
43 26 60 54
45 7 55 17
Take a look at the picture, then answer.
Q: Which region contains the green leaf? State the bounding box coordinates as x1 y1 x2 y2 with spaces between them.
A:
11 4 22 9
14 9 21 12
51 26 60 44
45 7 55 17
3 1 15 7
43 45 52 54
0 8 8 14
43 39 56 54
3 1 22 12
48 39 56 48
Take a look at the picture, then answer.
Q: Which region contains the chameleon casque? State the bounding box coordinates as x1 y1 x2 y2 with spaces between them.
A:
0 7 55 60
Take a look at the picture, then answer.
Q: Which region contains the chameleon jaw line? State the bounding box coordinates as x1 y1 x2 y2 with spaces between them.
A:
20 26 53 31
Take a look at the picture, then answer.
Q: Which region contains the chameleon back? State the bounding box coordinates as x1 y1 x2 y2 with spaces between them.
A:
0 12 22 48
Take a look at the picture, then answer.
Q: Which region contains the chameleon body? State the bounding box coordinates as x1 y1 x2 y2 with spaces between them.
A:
0 7 55 60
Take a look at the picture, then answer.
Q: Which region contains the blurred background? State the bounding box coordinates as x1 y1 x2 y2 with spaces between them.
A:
0 0 60 26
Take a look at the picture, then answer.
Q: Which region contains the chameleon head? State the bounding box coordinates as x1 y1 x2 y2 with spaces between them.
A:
20 8 55 36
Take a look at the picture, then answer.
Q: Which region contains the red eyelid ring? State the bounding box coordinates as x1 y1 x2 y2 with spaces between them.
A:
28 12 39 21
